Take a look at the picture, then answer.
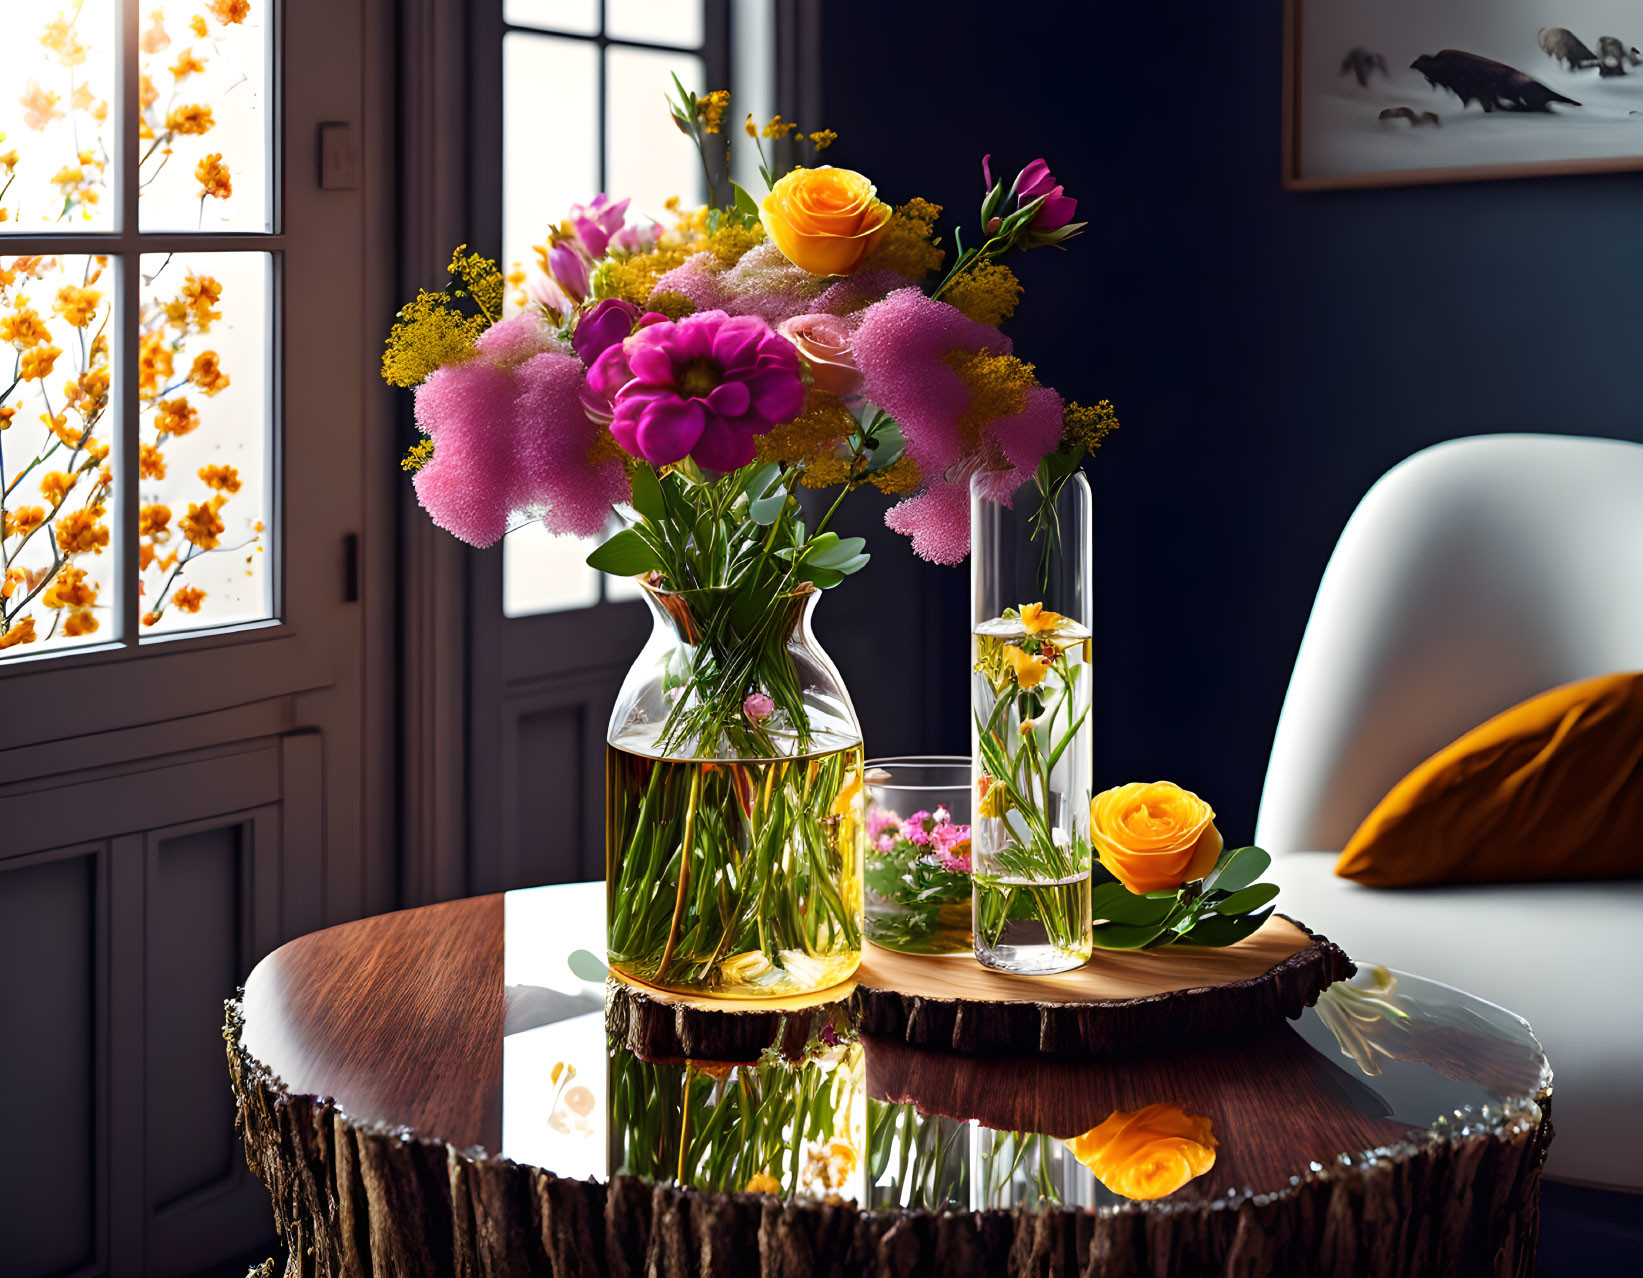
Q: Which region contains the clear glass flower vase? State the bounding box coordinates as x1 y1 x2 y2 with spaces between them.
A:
605 582 865 999
970 470 1095 974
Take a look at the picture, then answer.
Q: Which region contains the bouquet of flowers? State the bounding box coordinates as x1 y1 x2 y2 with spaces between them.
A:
382 78 1116 996
864 804 973 954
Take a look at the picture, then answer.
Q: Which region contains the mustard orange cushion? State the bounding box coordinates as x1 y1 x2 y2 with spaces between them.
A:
1335 672 1643 887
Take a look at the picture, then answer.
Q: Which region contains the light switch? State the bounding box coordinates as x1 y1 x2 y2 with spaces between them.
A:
318 122 358 191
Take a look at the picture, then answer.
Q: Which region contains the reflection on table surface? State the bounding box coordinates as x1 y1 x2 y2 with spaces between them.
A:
498 887 1550 1210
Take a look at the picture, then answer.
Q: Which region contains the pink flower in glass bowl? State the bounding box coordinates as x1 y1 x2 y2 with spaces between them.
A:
586 310 805 471
743 691 776 722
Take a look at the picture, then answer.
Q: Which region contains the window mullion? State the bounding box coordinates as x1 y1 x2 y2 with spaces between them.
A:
116 0 140 646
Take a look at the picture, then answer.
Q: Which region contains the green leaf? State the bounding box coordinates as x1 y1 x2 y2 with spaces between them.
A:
798 565 845 589
749 488 788 525
567 948 608 982
732 181 762 225
1205 846 1271 895
743 461 782 501
1090 881 1176 926
832 552 870 576
1090 918 1173 950
586 528 663 577
1178 908 1273 948
1215 883 1280 916
809 535 865 568
629 465 667 523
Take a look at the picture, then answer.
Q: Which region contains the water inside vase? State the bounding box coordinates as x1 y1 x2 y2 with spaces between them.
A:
605 738 864 998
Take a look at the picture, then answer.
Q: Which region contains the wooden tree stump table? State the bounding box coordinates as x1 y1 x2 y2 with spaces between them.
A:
229 881 1553 1277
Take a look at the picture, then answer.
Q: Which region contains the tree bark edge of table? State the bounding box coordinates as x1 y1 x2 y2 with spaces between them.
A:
226 994 1552 1278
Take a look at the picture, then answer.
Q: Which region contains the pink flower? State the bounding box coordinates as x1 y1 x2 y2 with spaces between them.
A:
573 298 641 366
853 288 1063 564
932 821 971 852
411 315 629 546
586 310 805 471
876 833 896 853
655 242 899 327
549 242 591 303
1014 158 1077 231
778 312 862 398
867 807 901 840
935 845 972 875
525 272 573 323
743 691 775 721
569 194 630 257
612 222 660 253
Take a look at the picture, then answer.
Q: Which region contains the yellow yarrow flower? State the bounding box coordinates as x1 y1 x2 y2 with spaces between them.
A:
943 258 1023 327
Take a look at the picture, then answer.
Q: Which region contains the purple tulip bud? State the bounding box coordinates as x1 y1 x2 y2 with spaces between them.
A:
572 297 641 366
981 153 994 190
549 243 591 303
1013 158 1077 231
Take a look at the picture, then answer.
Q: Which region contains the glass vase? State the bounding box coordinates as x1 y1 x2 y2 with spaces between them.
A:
605 581 865 999
863 756 973 956
970 470 1094 974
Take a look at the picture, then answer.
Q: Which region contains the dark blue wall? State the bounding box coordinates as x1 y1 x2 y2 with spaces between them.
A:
813 3 1643 843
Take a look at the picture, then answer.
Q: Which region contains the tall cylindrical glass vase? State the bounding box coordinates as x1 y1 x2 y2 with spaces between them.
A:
969 470 1094 974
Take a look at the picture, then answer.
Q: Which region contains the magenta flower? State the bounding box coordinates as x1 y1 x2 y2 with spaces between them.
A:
573 297 641 366
587 310 805 471
1014 158 1077 231
568 194 630 257
548 242 591 303
743 691 775 721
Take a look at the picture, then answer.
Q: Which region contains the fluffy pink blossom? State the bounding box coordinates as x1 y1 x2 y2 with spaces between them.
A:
586 310 804 471
934 845 972 874
743 691 775 721
655 243 900 327
412 316 628 546
854 288 1063 565
876 833 896 853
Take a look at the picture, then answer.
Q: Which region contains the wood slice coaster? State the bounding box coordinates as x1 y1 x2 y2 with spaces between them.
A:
605 969 856 1063
852 913 1353 1056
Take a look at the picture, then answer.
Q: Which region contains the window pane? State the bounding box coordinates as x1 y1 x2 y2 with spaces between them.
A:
503 33 598 299
0 2 117 232
2 254 117 659
606 46 705 224
137 251 270 637
503 520 599 617
505 0 599 35
606 0 703 47
139 1 271 231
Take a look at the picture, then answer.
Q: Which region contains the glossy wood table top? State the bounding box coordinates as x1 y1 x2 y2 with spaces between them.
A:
238 881 1551 1212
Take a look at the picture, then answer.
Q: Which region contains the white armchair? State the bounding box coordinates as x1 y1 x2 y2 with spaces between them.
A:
1256 433 1643 1190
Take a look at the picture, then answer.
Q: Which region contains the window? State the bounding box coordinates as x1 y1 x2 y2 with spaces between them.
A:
1 1 275 662
498 0 773 617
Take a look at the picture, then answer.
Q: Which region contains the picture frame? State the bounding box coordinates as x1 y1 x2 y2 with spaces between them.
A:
1283 0 1643 190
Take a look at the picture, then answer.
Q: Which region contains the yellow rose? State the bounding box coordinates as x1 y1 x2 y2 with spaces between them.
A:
760 167 892 277
1004 645 1051 690
1065 1103 1217 1200
1089 781 1222 895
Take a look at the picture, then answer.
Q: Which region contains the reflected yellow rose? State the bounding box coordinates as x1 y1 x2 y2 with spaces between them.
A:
1090 781 1222 895
760 167 892 277
1065 1102 1217 1200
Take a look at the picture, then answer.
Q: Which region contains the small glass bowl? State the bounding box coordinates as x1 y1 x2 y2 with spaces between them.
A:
863 756 973 956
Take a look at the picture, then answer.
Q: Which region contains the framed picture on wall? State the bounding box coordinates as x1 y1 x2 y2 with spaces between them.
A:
1283 0 1643 189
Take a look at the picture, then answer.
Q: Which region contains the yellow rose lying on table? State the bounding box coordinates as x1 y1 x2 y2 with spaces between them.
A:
1065 1102 1218 1200
760 167 892 277
1090 781 1222 895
